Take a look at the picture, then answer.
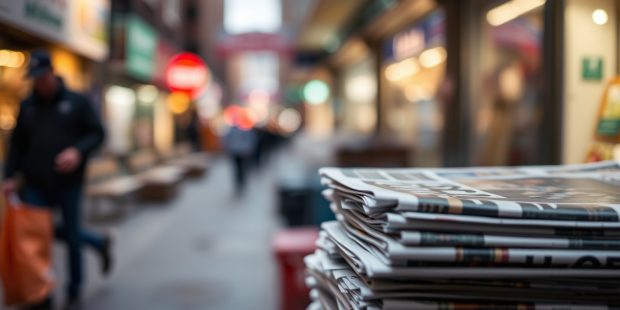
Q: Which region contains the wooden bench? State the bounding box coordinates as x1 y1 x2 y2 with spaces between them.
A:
127 150 185 201
165 143 209 178
86 157 144 214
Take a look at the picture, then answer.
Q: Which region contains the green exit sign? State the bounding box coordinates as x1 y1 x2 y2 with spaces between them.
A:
582 57 603 81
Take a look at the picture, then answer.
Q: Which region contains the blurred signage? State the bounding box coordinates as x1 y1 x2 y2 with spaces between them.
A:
393 29 425 61
23 0 65 31
383 10 445 62
165 52 210 99
217 33 292 56
0 0 109 60
126 15 157 81
582 56 603 81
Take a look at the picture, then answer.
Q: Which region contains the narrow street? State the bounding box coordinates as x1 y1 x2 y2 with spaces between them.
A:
53 155 281 309
2 0 617 309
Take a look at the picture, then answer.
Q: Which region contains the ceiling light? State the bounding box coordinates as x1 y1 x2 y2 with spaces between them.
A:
385 58 419 82
486 0 546 26
137 85 159 103
278 108 302 134
419 47 447 68
345 74 377 102
0 50 26 68
7 51 25 68
105 86 136 105
592 9 608 25
303 80 330 105
167 91 191 114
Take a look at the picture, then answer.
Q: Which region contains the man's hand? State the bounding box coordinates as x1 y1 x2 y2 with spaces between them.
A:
55 147 82 174
1 179 17 195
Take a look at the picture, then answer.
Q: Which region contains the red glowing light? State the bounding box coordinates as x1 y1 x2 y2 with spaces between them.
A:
223 105 255 130
165 52 210 99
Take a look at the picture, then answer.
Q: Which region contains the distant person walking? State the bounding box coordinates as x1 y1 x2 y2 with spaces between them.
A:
1 50 112 309
224 120 258 195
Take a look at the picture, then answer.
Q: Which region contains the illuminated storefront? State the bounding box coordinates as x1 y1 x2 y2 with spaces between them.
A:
0 49 29 160
562 0 619 163
467 0 546 166
425 0 565 166
323 34 377 138
339 56 377 135
104 11 214 156
303 74 335 139
381 10 446 167
0 0 109 162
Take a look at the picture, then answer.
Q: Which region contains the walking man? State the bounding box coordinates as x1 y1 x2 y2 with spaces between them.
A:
225 123 258 195
1 50 112 309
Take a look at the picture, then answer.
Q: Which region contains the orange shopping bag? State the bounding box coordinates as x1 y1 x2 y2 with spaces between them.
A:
0 193 54 306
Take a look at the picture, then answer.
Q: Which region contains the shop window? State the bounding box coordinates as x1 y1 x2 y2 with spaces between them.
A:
105 85 136 155
0 49 30 162
340 57 377 135
238 51 279 95
381 10 446 167
470 0 545 166
224 0 282 34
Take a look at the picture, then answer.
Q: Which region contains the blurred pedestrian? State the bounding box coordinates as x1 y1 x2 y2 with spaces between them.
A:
1 50 112 310
187 107 202 152
224 119 257 195
253 127 266 168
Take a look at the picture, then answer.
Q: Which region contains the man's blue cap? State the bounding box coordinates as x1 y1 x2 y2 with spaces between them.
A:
27 50 53 78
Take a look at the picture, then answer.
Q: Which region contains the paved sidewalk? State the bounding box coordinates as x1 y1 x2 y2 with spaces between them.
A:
48 156 281 309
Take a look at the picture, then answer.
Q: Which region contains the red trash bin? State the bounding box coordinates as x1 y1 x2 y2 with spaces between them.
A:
273 227 319 310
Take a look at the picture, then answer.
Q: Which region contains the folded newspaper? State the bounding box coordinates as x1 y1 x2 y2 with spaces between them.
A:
306 161 620 309
319 161 620 221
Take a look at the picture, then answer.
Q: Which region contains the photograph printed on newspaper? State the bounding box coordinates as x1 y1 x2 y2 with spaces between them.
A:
320 160 620 221
337 216 620 269
330 192 620 247
320 221 620 279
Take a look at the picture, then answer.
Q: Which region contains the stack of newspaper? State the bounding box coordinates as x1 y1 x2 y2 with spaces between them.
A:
305 161 620 309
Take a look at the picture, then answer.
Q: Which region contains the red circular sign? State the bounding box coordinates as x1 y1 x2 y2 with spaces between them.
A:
165 52 210 99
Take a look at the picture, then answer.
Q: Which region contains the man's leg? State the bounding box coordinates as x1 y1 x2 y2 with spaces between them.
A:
57 185 96 300
55 186 112 282
56 186 83 300
233 155 244 192
54 224 105 251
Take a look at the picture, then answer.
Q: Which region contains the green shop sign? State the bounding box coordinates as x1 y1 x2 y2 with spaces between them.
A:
24 0 64 31
582 56 603 81
126 15 157 81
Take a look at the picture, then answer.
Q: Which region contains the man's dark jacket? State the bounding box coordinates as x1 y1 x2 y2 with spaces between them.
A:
3 79 105 190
